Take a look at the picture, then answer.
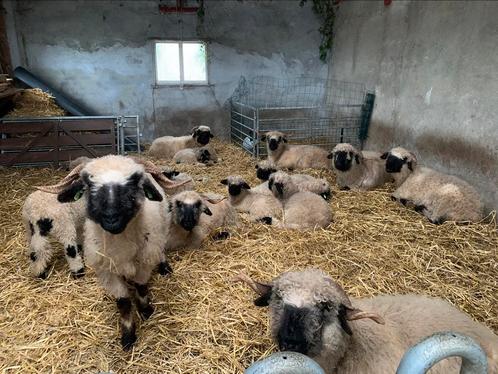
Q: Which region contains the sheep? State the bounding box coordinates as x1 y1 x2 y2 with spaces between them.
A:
220 175 282 223
21 190 86 279
161 167 195 194
67 156 92 171
148 125 213 159
267 171 332 229
382 147 483 224
233 269 498 374
262 131 329 169
37 155 187 350
173 146 217 166
328 143 392 191
165 190 237 250
253 160 332 200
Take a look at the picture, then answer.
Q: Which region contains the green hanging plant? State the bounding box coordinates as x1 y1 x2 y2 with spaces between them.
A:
300 0 337 62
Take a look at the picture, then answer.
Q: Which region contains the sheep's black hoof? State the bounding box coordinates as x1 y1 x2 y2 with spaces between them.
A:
212 231 230 241
321 192 331 200
121 330 137 351
158 261 173 276
258 216 272 225
138 304 154 320
38 270 48 280
414 204 426 213
71 268 85 279
390 195 397 202
400 198 407 206
340 186 350 191
429 217 445 225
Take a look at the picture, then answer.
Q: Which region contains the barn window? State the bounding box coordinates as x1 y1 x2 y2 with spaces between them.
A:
155 41 208 85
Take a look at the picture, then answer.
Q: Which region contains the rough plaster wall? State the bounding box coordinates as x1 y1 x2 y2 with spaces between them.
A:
5 0 327 140
329 1 498 212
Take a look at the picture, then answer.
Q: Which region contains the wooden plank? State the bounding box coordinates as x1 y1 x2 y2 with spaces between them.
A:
0 121 57 134
3 125 54 166
0 147 115 166
0 1 13 75
59 119 115 131
0 133 114 149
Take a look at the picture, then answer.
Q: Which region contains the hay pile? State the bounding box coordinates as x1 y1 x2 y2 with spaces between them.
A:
0 140 496 373
6 88 66 118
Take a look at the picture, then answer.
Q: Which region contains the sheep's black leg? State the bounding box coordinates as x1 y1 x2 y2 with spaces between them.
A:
134 283 154 320
414 204 426 213
399 198 408 206
256 216 273 225
117 297 136 350
158 261 173 276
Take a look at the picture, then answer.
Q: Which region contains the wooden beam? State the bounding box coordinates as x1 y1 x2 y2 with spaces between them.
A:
0 0 13 75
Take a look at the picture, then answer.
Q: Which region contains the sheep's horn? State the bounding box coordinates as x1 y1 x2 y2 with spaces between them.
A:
232 272 272 296
324 278 355 309
203 195 226 205
132 157 192 191
35 164 85 194
346 308 385 325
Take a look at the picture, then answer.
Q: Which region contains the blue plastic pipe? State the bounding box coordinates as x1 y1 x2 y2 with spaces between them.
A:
13 66 93 116
245 352 326 374
396 332 488 374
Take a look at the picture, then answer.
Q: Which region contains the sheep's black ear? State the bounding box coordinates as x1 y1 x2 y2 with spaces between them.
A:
203 206 212 216
57 180 85 203
162 170 179 179
327 152 334 159
191 126 199 137
260 134 267 141
220 179 228 185
242 182 250 190
255 165 259 169
143 179 163 202
338 304 353 336
282 136 288 143
254 290 272 307
268 179 273 190
407 161 413 171
168 201 173 212
380 152 389 160
355 154 360 165
209 133 214 138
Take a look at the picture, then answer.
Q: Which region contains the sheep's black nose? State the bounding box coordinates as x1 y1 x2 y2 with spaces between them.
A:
269 140 278 151
275 182 284 195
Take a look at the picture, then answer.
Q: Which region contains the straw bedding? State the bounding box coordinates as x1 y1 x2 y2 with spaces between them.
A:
6 88 66 118
0 140 496 373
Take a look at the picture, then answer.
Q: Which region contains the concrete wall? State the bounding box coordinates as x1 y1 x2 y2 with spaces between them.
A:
329 1 498 212
4 0 327 139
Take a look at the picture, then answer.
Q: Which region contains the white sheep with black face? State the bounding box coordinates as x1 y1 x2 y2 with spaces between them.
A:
267 171 332 229
173 145 218 166
262 131 330 170
37 155 186 351
382 147 483 224
253 160 331 200
221 175 282 224
234 269 498 374
161 167 195 194
328 143 392 191
149 125 214 159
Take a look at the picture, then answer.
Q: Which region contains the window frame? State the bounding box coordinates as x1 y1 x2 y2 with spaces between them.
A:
154 40 209 86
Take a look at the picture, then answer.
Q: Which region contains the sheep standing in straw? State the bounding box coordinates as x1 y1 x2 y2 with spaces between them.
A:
149 125 213 159
262 131 329 169
328 143 392 191
37 156 187 350
267 171 332 229
382 147 483 224
234 269 498 374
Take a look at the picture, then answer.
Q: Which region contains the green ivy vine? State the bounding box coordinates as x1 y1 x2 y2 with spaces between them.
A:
300 0 337 62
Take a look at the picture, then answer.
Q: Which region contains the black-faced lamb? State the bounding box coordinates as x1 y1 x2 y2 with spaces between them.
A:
148 125 213 159
328 143 392 191
262 131 330 169
267 171 332 229
253 160 331 200
165 190 237 250
173 146 217 166
234 269 498 374
37 155 186 350
220 175 282 223
161 167 195 194
382 147 483 224
22 190 86 279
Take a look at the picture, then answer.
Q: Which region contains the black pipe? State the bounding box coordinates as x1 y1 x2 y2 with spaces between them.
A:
13 66 94 116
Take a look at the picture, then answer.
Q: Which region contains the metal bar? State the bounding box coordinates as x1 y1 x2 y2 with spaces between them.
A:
1 115 140 122
231 119 256 132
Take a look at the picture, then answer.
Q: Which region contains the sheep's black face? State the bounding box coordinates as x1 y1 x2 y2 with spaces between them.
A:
195 130 212 146
228 184 242 196
385 154 405 173
268 137 281 151
175 200 202 232
84 172 143 235
333 151 353 172
256 167 277 181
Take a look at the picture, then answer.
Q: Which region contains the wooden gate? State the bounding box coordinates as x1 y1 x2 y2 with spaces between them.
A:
0 118 117 167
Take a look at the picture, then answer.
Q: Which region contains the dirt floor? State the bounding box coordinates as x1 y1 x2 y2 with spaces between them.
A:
0 140 496 373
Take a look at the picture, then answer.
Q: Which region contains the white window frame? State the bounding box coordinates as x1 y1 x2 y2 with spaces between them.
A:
154 40 208 86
